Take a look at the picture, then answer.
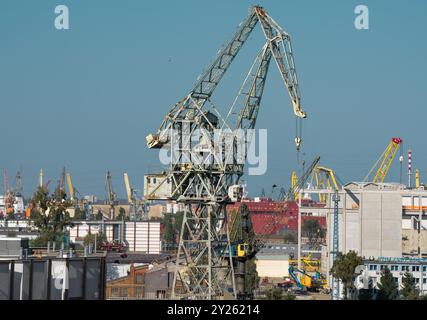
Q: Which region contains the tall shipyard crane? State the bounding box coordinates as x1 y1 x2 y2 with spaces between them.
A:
124 172 143 221
145 6 308 300
105 171 117 220
364 137 403 183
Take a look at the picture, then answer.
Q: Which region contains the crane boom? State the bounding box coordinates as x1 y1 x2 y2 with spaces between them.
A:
147 6 306 150
66 173 74 202
124 172 133 204
364 137 403 183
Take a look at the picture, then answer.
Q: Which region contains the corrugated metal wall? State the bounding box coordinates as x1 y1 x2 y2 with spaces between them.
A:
124 222 161 254
0 257 105 300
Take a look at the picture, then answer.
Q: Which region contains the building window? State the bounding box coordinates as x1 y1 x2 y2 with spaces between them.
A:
120 288 128 297
136 274 143 284
380 265 385 271
412 266 420 272
112 287 119 297
402 265 410 272
369 264 378 271
136 287 143 298
415 278 420 284
423 279 427 284
423 266 426 272
393 277 399 284
391 265 398 271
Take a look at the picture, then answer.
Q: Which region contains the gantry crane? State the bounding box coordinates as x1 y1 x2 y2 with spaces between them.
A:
364 137 403 183
124 172 143 221
307 165 340 202
105 171 117 220
66 172 87 218
145 6 308 300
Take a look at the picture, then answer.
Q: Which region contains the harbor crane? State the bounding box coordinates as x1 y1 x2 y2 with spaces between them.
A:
105 171 117 220
364 137 403 183
124 173 147 220
145 6 308 300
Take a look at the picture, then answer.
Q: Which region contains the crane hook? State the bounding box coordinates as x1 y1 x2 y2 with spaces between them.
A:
295 137 302 151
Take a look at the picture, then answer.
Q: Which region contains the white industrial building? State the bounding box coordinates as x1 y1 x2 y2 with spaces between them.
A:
255 253 289 281
299 182 427 293
355 257 427 295
68 221 161 254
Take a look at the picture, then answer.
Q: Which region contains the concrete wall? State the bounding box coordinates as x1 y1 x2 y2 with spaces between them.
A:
340 185 402 258
402 229 427 255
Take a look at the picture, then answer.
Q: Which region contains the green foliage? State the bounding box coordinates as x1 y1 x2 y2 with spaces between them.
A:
302 219 325 245
83 232 107 250
29 186 72 248
283 231 297 244
283 292 296 300
116 207 127 221
400 272 419 300
358 285 374 300
174 211 184 231
377 267 399 300
245 257 259 293
265 287 283 300
162 212 176 245
330 250 362 299
96 210 103 220
7 211 14 220
72 207 84 220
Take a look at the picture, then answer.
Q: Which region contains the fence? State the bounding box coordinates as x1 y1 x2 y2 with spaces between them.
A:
0 256 106 300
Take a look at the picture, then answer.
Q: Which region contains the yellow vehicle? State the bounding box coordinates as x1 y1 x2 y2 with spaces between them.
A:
237 243 249 258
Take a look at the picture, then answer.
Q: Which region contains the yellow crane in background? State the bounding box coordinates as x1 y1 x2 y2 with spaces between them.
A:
66 173 75 203
310 166 340 202
416 169 420 188
364 137 403 183
291 171 298 201
124 172 147 221
124 173 133 205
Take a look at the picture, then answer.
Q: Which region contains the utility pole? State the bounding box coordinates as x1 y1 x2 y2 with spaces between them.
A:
331 191 340 300
419 196 422 259
39 169 44 188
408 149 412 188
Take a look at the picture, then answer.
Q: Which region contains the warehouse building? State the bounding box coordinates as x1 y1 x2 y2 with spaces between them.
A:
68 220 161 254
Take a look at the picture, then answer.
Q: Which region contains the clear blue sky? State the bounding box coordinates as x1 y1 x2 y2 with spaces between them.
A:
1 0 426 199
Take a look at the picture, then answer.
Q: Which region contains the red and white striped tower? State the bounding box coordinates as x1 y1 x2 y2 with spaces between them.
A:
408 149 412 188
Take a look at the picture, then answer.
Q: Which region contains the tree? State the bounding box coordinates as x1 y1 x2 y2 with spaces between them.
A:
265 287 282 300
358 281 374 300
96 209 103 220
302 219 326 245
377 267 399 300
245 257 259 294
400 272 419 300
29 186 73 248
283 292 296 300
83 232 107 250
116 207 127 221
283 231 297 244
330 250 362 299
73 207 83 220
162 212 176 245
